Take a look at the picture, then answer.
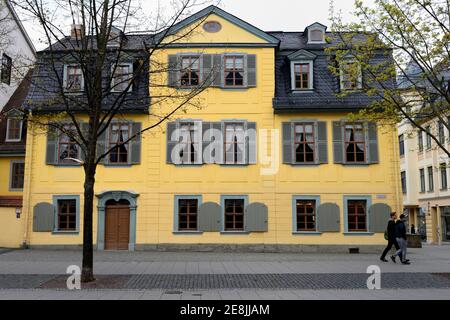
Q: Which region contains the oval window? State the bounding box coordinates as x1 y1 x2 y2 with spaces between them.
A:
203 21 222 33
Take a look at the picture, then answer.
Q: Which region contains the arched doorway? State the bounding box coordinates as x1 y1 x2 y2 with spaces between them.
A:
96 191 139 251
105 199 130 250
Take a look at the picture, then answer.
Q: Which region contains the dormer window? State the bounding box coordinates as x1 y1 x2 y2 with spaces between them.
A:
340 61 362 90
288 49 316 91
63 65 84 93
6 117 23 142
292 62 312 90
306 23 327 44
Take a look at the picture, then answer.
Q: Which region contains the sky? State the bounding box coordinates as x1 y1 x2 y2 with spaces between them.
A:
18 0 375 50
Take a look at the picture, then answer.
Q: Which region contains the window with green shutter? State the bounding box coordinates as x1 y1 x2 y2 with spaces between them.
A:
283 121 328 165
333 121 379 165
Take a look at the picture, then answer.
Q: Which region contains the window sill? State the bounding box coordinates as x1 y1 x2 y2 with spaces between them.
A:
52 231 80 235
343 232 374 236
173 231 204 235
291 89 314 93
292 232 322 236
288 163 321 167
220 231 250 235
5 139 22 143
103 164 133 168
51 164 82 168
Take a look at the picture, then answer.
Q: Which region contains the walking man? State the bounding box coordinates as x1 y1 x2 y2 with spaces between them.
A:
380 212 400 262
392 214 410 265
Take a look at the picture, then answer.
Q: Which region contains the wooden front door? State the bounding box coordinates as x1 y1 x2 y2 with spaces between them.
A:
105 204 130 250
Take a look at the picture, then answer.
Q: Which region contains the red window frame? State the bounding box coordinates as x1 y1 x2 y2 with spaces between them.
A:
296 200 316 232
109 123 131 164
57 125 80 164
178 199 198 231
11 162 24 190
6 118 22 141
180 56 200 87
57 199 77 231
224 199 245 231
294 123 315 163
347 200 367 232
294 63 310 89
345 124 366 163
224 56 245 87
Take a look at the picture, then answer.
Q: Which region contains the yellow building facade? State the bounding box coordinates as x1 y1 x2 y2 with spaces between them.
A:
10 7 401 252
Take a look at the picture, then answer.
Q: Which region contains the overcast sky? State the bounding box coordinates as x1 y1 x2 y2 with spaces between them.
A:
19 0 374 50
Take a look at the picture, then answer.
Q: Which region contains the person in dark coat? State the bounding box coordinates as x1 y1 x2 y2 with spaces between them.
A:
380 212 401 262
392 214 410 265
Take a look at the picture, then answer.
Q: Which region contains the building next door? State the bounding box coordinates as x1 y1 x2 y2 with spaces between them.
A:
105 200 130 250
444 215 450 242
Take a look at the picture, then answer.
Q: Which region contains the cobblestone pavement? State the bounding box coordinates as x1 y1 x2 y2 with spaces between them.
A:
0 245 449 275
0 288 450 300
0 273 449 290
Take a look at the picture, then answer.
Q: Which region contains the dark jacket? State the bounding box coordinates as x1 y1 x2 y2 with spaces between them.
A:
395 220 407 240
387 220 397 240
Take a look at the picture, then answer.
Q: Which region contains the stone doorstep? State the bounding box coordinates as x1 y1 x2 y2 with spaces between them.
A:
26 244 386 254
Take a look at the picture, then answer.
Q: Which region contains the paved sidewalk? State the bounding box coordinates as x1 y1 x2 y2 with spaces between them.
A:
0 245 449 275
0 288 450 300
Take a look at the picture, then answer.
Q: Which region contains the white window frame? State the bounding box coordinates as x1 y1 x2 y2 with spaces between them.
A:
307 28 326 44
340 60 362 91
290 61 314 91
5 118 23 142
111 62 134 93
63 64 84 93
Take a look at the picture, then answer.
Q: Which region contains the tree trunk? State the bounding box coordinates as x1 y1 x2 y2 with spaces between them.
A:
81 157 97 283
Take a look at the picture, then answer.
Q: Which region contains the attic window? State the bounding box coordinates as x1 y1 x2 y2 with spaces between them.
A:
203 21 222 33
309 30 324 42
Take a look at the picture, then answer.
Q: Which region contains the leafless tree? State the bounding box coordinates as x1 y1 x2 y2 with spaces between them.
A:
13 0 218 282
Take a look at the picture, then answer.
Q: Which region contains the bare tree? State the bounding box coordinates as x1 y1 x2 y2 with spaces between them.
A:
13 0 218 282
327 0 450 156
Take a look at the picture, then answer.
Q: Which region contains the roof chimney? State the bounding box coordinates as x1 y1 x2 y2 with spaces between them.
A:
71 24 84 40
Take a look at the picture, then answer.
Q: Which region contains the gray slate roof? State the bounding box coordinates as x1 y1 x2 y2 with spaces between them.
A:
268 32 392 113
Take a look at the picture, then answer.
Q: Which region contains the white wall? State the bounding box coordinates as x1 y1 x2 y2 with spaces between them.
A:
0 0 35 111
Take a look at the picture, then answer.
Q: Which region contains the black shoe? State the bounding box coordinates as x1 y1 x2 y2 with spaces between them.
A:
391 255 396 263
401 261 411 265
380 258 389 262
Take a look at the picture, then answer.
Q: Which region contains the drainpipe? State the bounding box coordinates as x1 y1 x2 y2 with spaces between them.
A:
22 112 34 248
392 126 403 214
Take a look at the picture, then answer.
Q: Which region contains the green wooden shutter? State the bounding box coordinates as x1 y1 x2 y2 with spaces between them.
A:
130 122 142 165
198 202 222 232
46 124 58 165
219 54 225 88
202 122 213 164
333 121 344 164
246 54 257 87
33 202 55 232
167 55 179 87
166 122 178 164
214 122 224 164
202 54 213 86
246 202 268 232
368 122 379 164
369 203 391 233
247 122 257 164
96 124 108 165
282 122 293 164
194 121 203 165
317 203 341 232
317 121 328 164
212 54 223 87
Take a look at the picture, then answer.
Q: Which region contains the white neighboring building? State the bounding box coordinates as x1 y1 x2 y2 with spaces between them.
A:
399 62 450 245
0 0 35 111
